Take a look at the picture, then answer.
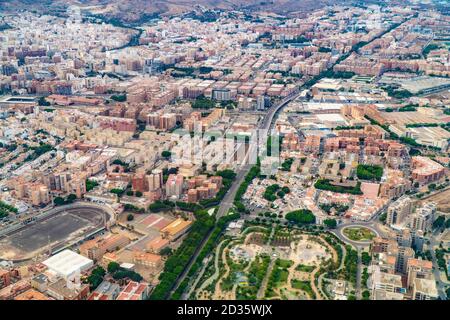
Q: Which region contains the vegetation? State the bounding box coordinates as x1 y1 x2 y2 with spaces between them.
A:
265 259 293 297
53 194 77 206
323 219 337 229
281 158 294 171
384 86 413 99
263 184 280 201
361 252 372 265
433 215 446 230
110 188 126 196
343 227 376 242
234 160 261 213
173 212 240 298
111 94 127 102
150 209 215 299
161 150 171 159
356 164 383 181
124 204 145 213
291 279 316 298
295 264 315 272
406 123 439 128
24 143 55 162
191 95 217 109
236 254 271 300
87 266 106 290
422 44 440 58
38 96 51 106
314 179 363 195
399 104 418 112
319 203 349 215
86 179 99 192
148 200 175 213
0 201 18 219
285 209 316 225
342 245 358 285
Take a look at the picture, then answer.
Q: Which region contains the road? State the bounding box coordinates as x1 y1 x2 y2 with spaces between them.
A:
429 233 448 300
170 15 415 298
169 91 302 298
356 246 362 300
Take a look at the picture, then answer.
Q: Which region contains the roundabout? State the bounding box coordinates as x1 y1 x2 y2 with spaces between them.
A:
340 226 378 244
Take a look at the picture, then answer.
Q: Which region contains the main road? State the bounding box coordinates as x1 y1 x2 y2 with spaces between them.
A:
174 90 301 299
172 15 415 298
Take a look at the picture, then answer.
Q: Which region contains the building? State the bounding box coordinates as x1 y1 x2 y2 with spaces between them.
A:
132 251 163 269
371 269 405 300
116 281 149 300
411 156 445 185
0 269 11 289
412 278 438 300
46 278 90 300
160 218 192 240
80 234 130 261
145 236 170 254
43 250 94 279
88 280 121 301
406 258 433 290
165 174 184 199
409 202 436 233
386 196 412 226
14 289 50 300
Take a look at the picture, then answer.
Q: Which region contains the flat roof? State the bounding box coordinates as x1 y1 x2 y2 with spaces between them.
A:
43 249 93 277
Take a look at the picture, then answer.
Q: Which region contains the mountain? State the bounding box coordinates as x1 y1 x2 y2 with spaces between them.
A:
0 0 349 22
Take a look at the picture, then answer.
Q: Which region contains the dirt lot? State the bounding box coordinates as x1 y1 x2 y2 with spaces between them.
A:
419 188 450 213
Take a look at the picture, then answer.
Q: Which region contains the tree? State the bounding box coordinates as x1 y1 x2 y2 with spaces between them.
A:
362 290 370 300
161 150 171 159
38 96 50 106
87 266 106 289
356 164 383 181
66 194 77 203
433 216 445 230
111 94 127 102
361 252 372 265
86 179 99 192
53 197 65 206
160 247 172 256
127 214 134 221
107 262 120 274
285 209 316 225
323 219 337 229
135 191 143 197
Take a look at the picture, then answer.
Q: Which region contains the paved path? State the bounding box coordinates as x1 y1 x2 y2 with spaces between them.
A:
195 240 228 294
356 246 362 300
257 258 275 299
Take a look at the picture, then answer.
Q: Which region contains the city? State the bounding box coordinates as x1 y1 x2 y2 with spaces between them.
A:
0 0 449 303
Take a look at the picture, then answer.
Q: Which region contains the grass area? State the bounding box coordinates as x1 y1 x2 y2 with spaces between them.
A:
291 279 316 299
265 259 293 298
236 254 271 300
314 179 363 195
356 164 383 181
343 227 376 242
295 264 315 273
319 203 349 215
